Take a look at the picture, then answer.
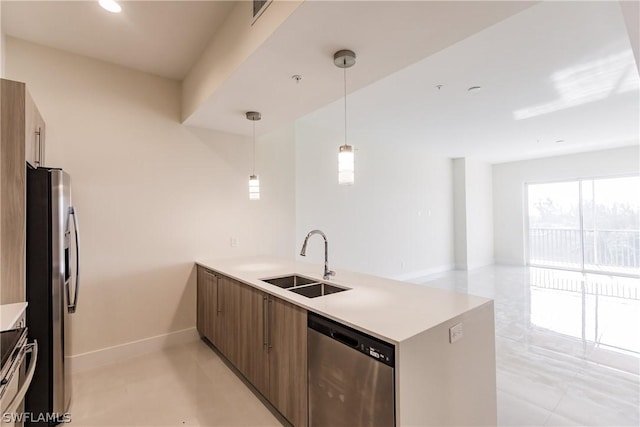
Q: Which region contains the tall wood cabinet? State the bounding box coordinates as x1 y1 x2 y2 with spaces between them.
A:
0 79 46 304
195 265 308 426
24 89 46 169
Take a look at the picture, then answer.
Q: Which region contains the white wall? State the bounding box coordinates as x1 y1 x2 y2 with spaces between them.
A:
452 158 467 269
465 159 494 269
493 145 640 265
295 121 454 279
1 0 4 77
452 158 494 270
6 37 295 356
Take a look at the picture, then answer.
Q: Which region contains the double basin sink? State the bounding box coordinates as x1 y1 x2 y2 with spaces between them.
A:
260 275 349 299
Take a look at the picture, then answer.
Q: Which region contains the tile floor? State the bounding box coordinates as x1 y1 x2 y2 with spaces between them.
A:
67 341 280 426
67 266 639 426
417 266 640 427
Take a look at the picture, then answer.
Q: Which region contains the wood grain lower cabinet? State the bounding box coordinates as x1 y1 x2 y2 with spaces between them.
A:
196 266 217 343
216 275 241 367
236 283 269 397
195 268 308 426
268 296 308 427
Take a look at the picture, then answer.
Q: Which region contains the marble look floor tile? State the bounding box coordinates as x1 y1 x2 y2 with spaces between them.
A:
67 340 282 427
587 345 640 375
543 412 585 426
551 361 640 427
495 337 582 411
416 265 640 427
497 390 552 426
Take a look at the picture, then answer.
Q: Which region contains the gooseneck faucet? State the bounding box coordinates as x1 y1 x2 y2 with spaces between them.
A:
300 230 335 280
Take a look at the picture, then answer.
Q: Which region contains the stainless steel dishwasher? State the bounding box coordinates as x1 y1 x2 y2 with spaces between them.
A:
308 312 395 427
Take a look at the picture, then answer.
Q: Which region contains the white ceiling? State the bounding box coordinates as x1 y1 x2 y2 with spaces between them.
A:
1 1 234 79
184 0 536 134
299 1 640 163
3 1 637 164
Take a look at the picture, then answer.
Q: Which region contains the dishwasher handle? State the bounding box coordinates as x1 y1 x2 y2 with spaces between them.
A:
308 312 395 367
330 330 358 347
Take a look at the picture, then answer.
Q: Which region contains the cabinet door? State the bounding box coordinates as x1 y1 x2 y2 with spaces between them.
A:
207 273 218 344
24 89 45 168
196 267 207 337
269 296 308 427
35 110 45 167
0 79 27 304
216 276 241 366
196 267 217 343
236 282 269 398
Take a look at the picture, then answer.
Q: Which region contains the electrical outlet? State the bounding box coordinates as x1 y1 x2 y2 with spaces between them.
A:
449 322 463 343
230 237 239 247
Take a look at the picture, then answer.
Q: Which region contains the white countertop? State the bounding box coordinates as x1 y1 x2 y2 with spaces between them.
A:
196 256 492 344
0 302 28 331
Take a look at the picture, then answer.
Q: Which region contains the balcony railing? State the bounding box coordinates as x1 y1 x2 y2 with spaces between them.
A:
529 228 640 273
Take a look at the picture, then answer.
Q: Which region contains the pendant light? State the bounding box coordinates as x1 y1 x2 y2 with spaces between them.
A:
246 111 261 200
334 49 356 185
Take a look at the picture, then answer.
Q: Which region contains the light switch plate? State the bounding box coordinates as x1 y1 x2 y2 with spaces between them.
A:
449 322 463 343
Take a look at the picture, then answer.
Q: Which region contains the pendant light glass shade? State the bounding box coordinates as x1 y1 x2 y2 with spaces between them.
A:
338 144 354 185
249 174 260 200
246 111 261 201
334 49 356 186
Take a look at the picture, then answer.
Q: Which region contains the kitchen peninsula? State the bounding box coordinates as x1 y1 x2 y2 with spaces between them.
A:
196 256 497 426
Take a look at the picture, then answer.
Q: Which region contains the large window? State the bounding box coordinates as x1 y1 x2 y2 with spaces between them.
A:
527 175 640 276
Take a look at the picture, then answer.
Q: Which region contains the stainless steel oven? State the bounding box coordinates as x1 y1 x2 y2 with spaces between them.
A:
0 328 38 427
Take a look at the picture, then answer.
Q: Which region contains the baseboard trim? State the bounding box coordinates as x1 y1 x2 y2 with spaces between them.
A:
393 264 455 281
465 260 496 271
494 258 526 266
71 327 199 373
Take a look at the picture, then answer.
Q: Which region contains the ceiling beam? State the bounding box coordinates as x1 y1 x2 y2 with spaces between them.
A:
181 0 302 123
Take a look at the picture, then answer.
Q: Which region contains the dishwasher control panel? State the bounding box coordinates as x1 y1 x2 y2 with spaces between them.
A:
364 345 392 363
308 312 395 367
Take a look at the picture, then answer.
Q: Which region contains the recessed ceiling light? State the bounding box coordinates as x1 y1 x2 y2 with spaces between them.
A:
468 86 482 92
99 0 122 13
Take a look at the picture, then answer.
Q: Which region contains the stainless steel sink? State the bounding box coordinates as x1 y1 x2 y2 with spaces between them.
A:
288 283 347 298
260 275 349 298
261 275 317 289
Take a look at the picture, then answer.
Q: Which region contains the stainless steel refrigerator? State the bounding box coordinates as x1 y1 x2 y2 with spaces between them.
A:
25 167 79 426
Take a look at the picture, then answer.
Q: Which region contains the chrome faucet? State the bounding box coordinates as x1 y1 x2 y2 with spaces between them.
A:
300 230 335 280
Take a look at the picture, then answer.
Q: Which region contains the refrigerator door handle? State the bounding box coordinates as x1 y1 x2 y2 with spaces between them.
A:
68 206 80 313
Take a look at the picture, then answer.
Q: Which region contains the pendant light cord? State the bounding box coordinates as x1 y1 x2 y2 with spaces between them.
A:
343 64 347 147
252 120 256 174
